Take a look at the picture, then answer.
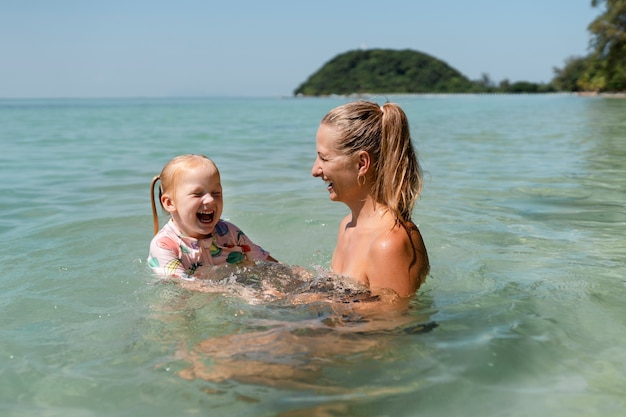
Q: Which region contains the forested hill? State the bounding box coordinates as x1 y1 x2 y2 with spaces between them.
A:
294 48 476 96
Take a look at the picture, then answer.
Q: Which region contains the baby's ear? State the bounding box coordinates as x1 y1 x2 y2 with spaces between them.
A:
161 194 176 213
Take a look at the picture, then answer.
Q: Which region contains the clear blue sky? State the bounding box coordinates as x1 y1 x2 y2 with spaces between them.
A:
0 0 600 98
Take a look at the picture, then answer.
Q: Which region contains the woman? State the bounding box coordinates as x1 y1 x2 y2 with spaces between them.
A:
311 100 429 298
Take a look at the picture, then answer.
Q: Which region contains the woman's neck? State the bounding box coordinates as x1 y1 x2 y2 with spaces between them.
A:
347 195 389 227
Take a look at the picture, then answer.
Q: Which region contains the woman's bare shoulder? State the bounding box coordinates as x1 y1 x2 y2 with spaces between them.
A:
371 222 415 254
368 221 429 292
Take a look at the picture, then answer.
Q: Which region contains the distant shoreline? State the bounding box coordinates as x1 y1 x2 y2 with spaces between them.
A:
1 92 625 101
578 91 626 98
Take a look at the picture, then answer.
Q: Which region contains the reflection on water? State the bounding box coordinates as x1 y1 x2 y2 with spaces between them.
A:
149 263 437 391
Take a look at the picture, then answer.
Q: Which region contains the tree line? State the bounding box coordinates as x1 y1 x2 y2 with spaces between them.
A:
552 0 625 92
293 49 559 96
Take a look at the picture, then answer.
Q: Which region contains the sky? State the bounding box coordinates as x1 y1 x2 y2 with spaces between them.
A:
0 0 601 98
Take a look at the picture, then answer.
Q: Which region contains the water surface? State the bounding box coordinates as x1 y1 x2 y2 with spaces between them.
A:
1 95 625 416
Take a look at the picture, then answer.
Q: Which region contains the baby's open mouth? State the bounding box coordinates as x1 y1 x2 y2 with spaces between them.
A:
197 210 214 224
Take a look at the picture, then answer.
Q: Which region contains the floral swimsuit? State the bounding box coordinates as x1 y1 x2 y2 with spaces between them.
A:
148 219 270 279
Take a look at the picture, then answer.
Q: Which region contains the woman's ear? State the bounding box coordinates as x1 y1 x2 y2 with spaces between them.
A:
161 193 176 213
357 150 371 176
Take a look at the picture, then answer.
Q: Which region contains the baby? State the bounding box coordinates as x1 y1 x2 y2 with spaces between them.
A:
148 154 276 279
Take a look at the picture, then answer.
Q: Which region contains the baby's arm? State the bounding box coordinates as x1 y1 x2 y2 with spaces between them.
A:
231 222 277 263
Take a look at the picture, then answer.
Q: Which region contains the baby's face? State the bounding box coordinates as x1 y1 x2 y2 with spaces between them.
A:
170 166 223 239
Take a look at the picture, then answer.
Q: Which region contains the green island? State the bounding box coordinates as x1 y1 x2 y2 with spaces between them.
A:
294 1 625 96
294 49 555 96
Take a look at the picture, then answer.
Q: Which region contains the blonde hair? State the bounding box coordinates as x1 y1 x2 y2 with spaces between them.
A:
321 100 422 223
150 154 220 235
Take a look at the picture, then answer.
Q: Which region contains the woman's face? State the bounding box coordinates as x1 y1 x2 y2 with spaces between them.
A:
311 124 360 203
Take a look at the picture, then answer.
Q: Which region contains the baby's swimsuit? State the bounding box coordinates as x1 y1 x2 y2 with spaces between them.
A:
148 219 270 279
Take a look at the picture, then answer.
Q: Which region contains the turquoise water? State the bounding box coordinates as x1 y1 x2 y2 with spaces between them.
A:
1 95 625 416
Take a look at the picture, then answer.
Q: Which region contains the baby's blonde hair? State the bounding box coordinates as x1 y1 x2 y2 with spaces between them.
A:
150 154 219 235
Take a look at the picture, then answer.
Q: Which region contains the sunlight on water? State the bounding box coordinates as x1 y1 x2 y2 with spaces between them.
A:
1 96 625 416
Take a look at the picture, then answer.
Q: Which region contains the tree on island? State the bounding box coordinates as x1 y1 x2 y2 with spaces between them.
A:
583 0 626 91
293 49 553 96
553 0 625 92
293 49 476 96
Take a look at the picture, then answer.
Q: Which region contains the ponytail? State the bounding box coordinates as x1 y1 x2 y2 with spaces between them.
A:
377 103 421 223
150 175 161 235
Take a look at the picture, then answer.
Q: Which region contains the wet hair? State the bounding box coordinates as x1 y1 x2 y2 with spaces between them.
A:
150 154 220 235
320 100 422 223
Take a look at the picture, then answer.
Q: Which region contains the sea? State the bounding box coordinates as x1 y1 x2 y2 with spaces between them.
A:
1 94 624 417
